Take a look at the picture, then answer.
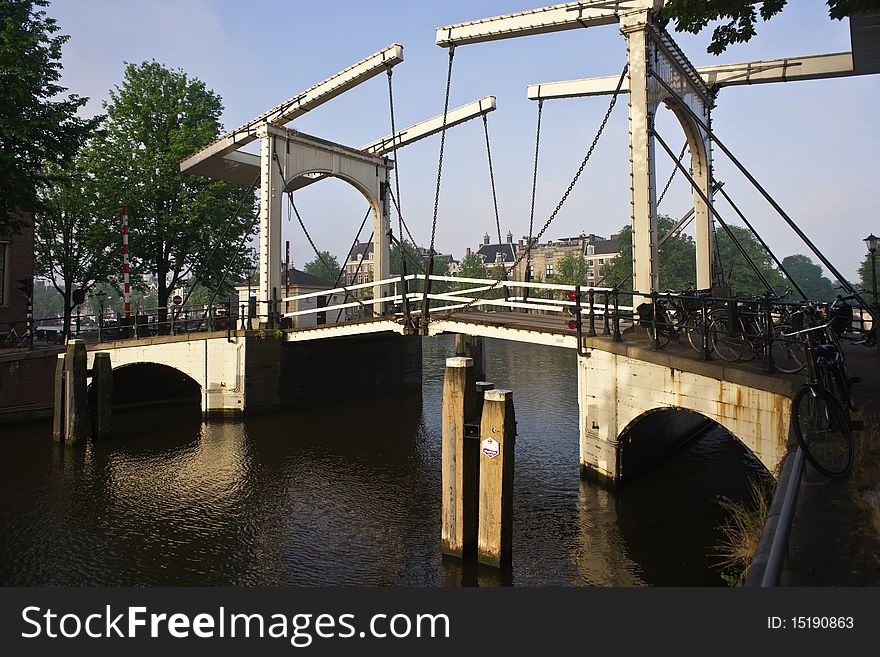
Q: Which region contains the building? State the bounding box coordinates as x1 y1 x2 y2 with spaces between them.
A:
582 233 621 286
0 212 35 336
473 231 528 280
523 232 621 285
345 240 374 285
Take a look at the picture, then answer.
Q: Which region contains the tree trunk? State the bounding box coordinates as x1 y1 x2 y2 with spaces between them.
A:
62 287 72 339
157 267 169 334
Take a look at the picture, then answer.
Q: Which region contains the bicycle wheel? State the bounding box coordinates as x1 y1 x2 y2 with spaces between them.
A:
644 326 670 348
684 313 713 354
770 324 805 374
709 318 745 361
791 386 853 479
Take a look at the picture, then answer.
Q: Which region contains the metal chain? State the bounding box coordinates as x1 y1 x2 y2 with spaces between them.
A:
287 192 376 317
387 188 427 276
386 65 413 327
442 63 629 319
657 141 687 208
482 113 503 248
527 98 544 254
421 45 456 325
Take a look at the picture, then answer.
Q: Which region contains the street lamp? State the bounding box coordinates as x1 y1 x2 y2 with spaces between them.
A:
864 234 878 305
245 264 257 330
95 290 107 342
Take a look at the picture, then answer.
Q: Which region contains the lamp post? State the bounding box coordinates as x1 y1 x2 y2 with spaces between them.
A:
95 290 107 342
245 264 257 330
864 234 878 305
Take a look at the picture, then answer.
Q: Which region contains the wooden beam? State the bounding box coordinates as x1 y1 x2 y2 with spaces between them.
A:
435 1 660 48
528 52 861 100
180 44 403 174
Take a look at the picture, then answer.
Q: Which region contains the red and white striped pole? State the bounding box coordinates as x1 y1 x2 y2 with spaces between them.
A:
122 205 131 319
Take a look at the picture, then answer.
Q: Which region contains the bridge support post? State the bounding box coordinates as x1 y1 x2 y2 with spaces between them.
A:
52 353 65 441
91 352 113 439
455 334 486 382
478 389 515 568
61 340 89 445
441 357 479 558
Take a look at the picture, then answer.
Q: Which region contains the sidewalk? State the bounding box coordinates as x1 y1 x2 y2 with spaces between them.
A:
781 342 880 585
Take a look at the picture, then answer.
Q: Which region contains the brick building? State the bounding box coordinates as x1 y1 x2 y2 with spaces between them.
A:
0 212 35 335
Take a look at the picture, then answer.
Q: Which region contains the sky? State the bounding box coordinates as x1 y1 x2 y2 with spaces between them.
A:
48 0 880 282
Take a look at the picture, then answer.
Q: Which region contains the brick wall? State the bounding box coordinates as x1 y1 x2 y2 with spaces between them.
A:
0 211 35 331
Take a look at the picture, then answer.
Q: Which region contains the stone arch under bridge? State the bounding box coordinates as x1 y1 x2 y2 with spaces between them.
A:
577 343 795 485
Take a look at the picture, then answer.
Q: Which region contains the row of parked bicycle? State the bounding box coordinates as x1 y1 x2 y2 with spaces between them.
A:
633 288 874 479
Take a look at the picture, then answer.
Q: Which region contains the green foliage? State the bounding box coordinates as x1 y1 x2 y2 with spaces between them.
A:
858 251 879 296
87 60 256 315
715 224 786 295
303 250 341 283
457 252 488 280
600 216 696 290
33 151 116 333
390 240 422 276
0 0 100 233
662 0 878 55
554 252 591 286
781 254 837 301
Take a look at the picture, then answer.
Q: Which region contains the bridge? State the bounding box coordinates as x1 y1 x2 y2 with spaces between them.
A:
27 1 878 572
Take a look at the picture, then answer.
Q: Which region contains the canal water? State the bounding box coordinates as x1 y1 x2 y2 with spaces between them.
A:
0 336 770 586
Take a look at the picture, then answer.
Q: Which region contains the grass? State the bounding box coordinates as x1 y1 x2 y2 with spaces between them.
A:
714 479 773 586
852 417 880 545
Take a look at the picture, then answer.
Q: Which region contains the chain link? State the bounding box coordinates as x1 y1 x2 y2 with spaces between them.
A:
657 141 686 208
442 63 629 319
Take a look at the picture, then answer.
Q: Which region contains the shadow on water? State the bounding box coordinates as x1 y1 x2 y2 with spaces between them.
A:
0 334 771 586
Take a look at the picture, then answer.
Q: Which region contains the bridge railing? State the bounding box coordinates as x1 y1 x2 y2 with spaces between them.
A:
0 301 238 353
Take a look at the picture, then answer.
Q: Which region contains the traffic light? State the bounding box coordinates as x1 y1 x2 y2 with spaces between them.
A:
17 278 33 298
566 289 581 331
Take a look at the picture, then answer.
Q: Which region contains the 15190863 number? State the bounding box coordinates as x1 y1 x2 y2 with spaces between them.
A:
768 617 854 629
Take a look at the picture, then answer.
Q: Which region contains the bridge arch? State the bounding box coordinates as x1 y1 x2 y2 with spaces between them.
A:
578 347 793 485
108 362 202 407
615 406 770 483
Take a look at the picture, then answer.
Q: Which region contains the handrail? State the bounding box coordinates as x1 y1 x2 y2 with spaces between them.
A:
745 447 806 587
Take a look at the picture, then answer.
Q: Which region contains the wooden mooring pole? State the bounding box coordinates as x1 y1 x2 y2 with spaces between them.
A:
441 356 480 558
455 334 485 382
478 389 516 568
53 341 113 444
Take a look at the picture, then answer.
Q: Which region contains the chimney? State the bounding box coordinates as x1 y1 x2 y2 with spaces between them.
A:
483 232 490 246
466 247 472 258
506 230 513 244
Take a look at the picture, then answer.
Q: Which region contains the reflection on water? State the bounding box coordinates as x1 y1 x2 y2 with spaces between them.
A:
0 335 768 586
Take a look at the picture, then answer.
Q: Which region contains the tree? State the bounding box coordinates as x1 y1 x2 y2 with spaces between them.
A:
781 254 837 301
0 0 99 233
457 252 488 280
857 250 879 298
390 240 422 276
715 224 786 294
662 1 880 55
599 216 697 290
33 153 116 335
554 252 591 286
88 61 256 324
303 250 340 283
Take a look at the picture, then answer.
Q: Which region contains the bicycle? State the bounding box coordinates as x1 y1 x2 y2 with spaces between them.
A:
707 293 805 373
637 289 712 354
784 320 854 479
1 323 32 351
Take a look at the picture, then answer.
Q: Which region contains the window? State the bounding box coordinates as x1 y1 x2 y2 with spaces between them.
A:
545 263 554 277
599 258 605 265
587 245 595 255
0 243 6 305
